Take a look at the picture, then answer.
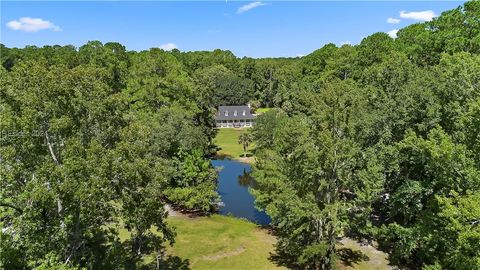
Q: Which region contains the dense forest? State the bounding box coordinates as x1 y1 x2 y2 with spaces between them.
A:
1 1 479 269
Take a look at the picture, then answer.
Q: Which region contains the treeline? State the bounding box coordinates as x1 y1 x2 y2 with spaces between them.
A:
0 43 229 268
1 43 296 110
251 2 480 270
0 33 299 268
1 1 479 269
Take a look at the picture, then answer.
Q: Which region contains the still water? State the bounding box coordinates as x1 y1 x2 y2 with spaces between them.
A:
211 159 271 225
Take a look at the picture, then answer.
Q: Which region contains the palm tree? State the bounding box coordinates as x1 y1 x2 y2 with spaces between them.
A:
238 132 252 157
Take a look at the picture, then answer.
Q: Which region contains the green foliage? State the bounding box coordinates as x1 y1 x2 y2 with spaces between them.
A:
248 100 262 112
251 109 288 149
194 64 254 108
376 128 480 267
1 59 123 268
125 48 193 110
164 149 219 211
253 80 381 269
250 2 480 269
1 2 480 268
0 42 216 268
238 132 253 157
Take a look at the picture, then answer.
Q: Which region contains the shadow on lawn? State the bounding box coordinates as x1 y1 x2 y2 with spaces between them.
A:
116 236 191 270
140 255 190 270
337 247 370 267
268 244 370 269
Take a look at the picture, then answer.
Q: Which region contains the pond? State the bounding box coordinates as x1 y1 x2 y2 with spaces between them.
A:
211 159 271 225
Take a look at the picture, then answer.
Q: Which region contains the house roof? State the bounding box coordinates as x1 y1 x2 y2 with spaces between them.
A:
215 105 255 121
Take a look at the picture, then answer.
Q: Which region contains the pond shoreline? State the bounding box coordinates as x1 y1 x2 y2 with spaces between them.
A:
211 154 255 164
211 158 271 225
165 203 274 231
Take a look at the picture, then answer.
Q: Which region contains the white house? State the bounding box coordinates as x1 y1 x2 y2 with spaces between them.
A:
214 105 255 128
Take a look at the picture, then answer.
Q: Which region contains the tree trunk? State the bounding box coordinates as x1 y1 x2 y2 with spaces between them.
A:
44 127 66 228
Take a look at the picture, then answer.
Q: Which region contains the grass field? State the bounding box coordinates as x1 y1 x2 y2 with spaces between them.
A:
117 213 390 270
116 214 281 269
166 215 282 270
213 128 254 161
255 108 271 114
212 108 274 162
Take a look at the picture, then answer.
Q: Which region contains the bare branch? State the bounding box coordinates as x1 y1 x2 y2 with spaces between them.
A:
44 129 59 165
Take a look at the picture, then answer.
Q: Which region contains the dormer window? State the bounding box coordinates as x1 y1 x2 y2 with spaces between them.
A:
234 110 238 116
225 110 228 116
242 110 246 116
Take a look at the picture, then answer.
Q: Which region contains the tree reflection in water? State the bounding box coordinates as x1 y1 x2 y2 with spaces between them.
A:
237 168 257 188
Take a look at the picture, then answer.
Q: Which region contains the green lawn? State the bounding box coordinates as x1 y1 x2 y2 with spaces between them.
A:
116 214 390 270
165 216 390 270
213 128 254 160
116 214 281 269
255 107 271 114
166 215 282 270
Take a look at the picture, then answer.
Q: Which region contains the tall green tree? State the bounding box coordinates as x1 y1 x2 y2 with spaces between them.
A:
0 60 124 268
252 80 381 269
238 132 253 157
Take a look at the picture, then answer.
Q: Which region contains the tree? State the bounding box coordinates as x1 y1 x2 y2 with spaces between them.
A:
125 48 193 111
164 148 219 212
251 80 379 269
1 3 480 267
194 65 254 108
378 128 480 267
238 132 253 157
0 60 123 268
248 100 261 113
0 43 215 269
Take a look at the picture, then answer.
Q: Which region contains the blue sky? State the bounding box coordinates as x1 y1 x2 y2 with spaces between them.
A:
1 1 465 58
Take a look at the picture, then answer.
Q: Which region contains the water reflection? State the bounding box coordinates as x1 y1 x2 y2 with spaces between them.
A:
211 159 270 225
237 169 257 188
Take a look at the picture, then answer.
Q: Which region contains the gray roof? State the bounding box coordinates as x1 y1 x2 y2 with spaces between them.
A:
215 105 255 121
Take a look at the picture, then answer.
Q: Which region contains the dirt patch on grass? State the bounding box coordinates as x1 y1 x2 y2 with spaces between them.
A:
254 228 277 244
237 156 255 164
337 238 392 270
201 245 246 261
164 204 178 216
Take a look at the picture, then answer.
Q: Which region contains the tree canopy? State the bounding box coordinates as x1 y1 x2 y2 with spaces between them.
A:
1 1 480 269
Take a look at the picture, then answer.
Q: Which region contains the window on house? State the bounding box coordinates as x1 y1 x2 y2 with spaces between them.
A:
225 111 228 116
234 110 237 116
242 110 246 116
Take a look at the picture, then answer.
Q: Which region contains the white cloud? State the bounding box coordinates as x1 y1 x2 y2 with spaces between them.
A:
237 2 268 14
6 17 61 32
340 41 351 46
399 10 436 21
387 17 401 24
159 43 178 51
387 29 399 38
